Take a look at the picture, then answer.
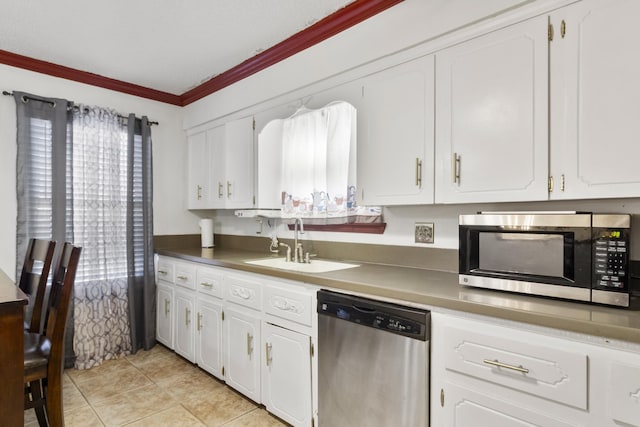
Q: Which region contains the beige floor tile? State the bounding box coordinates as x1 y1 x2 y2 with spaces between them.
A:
136 351 201 385
223 408 288 427
66 357 134 384
64 405 105 427
162 368 226 402
74 363 154 405
127 405 206 427
63 372 90 412
181 387 258 427
91 383 178 427
125 344 174 368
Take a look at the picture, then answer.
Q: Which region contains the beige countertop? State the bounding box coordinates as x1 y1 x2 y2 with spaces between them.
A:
156 247 640 345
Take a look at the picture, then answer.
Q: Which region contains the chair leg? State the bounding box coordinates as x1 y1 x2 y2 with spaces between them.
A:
27 380 49 427
45 372 64 427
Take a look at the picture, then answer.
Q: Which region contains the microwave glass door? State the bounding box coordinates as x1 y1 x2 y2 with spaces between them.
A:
479 232 566 277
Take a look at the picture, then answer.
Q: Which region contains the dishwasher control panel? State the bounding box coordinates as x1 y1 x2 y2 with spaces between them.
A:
318 290 429 341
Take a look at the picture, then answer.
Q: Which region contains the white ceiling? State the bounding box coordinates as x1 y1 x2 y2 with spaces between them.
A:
0 0 354 95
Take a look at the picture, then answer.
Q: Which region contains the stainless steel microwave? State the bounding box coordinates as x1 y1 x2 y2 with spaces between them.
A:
459 212 634 307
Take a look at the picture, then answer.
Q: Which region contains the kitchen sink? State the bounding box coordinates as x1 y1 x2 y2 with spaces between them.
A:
244 257 360 273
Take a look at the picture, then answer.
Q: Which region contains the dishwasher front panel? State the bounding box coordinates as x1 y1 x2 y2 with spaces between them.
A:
317 293 429 427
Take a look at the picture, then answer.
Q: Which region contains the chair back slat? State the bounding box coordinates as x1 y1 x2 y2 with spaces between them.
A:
19 238 56 333
45 243 81 347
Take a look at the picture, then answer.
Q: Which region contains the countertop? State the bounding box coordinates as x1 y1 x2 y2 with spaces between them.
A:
156 247 640 345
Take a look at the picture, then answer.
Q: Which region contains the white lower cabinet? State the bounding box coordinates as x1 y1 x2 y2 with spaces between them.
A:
224 304 262 403
432 311 640 427
196 296 223 379
174 289 196 363
262 321 312 427
155 281 174 349
156 256 317 426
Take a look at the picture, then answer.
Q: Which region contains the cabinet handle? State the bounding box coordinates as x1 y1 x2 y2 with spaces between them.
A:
548 175 554 193
177 275 188 281
415 158 422 188
227 181 232 198
560 174 565 192
197 184 202 200
218 182 223 198
185 308 191 326
197 312 202 331
265 342 272 366
200 282 213 289
483 359 530 374
247 333 253 356
158 270 168 276
452 152 461 184
561 19 566 38
164 299 170 316
440 388 445 407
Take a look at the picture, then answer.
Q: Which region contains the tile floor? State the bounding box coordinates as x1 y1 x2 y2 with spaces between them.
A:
25 344 289 427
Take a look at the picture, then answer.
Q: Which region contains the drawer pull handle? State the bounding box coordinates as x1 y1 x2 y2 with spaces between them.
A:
200 282 214 289
177 275 188 281
483 359 529 374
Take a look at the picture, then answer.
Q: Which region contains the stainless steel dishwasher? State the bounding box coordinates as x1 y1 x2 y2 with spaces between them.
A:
317 290 430 427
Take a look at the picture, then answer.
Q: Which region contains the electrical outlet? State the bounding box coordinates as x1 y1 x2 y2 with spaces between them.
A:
415 222 434 244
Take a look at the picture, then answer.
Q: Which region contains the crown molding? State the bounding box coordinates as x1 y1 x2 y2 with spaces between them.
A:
0 49 182 105
180 0 403 105
0 0 402 107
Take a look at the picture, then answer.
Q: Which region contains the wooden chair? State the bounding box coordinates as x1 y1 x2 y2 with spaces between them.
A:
19 238 56 334
24 243 81 427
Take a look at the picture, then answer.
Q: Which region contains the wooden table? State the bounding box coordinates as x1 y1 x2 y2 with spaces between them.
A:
0 269 27 426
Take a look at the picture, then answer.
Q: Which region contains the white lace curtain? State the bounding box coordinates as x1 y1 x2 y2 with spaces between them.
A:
71 106 132 369
280 101 356 217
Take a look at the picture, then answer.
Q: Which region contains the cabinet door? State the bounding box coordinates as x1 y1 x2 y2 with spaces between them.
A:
224 305 261 403
174 290 196 363
187 131 209 209
437 382 574 427
262 323 312 427
156 283 174 349
225 116 255 208
196 297 223 379
435 15 549 203
358 55 435 205
207 125 227 209
549 0 640 199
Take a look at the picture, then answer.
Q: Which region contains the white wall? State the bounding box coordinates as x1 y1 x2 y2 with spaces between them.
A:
0 64 196 279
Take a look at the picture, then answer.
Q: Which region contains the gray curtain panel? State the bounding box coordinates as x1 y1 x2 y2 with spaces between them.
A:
14 91 76 367
126 115 156 352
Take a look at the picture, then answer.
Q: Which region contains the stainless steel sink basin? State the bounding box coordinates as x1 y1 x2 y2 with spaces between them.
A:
245 257 359 273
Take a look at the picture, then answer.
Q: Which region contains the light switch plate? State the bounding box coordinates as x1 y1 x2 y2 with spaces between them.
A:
415 222 434 244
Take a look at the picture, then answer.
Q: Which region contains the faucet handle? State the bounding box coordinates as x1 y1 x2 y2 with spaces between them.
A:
279 242 292 262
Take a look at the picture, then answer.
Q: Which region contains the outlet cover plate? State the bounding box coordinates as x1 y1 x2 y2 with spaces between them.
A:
415 222 434 244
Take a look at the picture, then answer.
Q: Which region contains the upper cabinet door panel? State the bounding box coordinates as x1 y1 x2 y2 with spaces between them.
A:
550 0 640 199
187 132 208 209
435 15 549 203
224 116 255 208
358 55 435 206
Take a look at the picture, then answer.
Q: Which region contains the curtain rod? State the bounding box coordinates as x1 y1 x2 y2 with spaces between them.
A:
2 91 158 125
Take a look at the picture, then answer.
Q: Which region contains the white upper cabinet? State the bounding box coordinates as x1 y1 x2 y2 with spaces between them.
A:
187 131 209 209
187 116 255 210
435 15 549 203
358 55 435 206
549 0 640 199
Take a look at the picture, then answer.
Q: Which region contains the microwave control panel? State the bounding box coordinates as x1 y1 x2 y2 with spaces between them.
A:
593 227 630 291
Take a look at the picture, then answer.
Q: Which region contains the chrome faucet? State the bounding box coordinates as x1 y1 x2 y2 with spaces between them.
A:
293 217 305 262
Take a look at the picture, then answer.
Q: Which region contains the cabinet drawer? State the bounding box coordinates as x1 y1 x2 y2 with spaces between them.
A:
196 266 224 299
443 321 587 409
156 258 175 284
174 262 196 290
225 273 262 310
263 281 312 327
